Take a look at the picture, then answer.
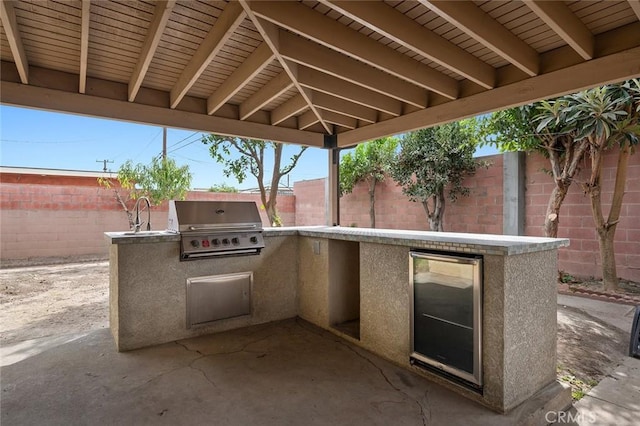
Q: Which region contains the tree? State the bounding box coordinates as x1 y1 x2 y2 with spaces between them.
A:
392 120 485 231
99 156 192 229
339 137 398 228
481 80 639 291
568 80 639 291
480 101 588 238
202 135 306 226
209 183 238 193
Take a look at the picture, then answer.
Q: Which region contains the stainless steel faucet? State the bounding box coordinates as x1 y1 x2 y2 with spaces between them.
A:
133 196 151 233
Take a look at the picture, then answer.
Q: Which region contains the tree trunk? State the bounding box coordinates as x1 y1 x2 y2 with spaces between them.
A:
368 179 376 228
422 192 445 231
543 183 569 238
597 229 618 292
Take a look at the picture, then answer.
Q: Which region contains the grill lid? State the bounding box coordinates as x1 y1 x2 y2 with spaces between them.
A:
168 200 263 233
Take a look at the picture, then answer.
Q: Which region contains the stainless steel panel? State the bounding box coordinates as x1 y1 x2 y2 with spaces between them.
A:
409 251 483 388
186 272 252 328
168 201 262 233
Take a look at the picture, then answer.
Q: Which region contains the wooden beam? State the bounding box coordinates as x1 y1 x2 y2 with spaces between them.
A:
279 30 428 108
239 71 293 120
128 0 175 102
297 66 402 116
628 0 640 21
270 94 307 125
0 77 324 147
79 0 91 93
320 0 495 89
312 91 377 123
240 2 331 134
318 110 358 130
249 0 458 99
297 109 319 130
207 42 274 115
524 0 593 60
420 0 539 77
169 2 245 109
338 46 640 146
0 0 29 84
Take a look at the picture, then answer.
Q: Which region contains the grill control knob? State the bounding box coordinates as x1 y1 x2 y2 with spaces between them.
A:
231 237 240 245
190 240 200 248
222 238 230 245
212 238 220 246
250 236 258 244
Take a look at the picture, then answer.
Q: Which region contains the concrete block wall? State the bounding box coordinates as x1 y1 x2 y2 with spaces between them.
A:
0 172 295 262
524 151 640 281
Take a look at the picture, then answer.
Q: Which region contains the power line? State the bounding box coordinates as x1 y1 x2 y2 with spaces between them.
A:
167 131 199 150
96 159 114 172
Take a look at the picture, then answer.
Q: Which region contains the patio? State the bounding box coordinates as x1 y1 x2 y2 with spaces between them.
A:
0 318 568 426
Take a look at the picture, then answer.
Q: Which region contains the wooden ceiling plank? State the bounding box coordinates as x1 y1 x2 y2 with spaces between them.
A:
419 0 539 76
319 109 358 130
319 0 495 89
169 1 245 109
523 0 594 60
338 45 640 146
249 0 458 99
207 42 274 115
239 70 293 120
270 93 307 125
0 0 29 83
297 109 319 130
279 30 428 108
627 0 640 20
240 2 333 134
312 90 377 123
297 65 402 116
128 0 176 102
79 0 90 93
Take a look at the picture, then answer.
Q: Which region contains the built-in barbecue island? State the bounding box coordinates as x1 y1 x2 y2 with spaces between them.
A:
106 221 570 415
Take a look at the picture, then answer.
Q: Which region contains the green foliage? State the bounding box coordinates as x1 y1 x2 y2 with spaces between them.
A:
339 137 398 195
99 156 192 205
209 183 238 193
392 120 484 204
115 157 191 205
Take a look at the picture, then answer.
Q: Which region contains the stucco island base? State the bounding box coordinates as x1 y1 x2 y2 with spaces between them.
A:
107 226 570 415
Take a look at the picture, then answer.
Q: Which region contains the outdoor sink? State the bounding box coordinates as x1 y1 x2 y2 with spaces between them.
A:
121 230 171 236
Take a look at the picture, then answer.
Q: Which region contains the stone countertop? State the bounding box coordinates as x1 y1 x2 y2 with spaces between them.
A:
105 226 569 255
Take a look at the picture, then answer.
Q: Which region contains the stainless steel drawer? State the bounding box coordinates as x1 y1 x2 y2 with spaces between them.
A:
186 272 252 328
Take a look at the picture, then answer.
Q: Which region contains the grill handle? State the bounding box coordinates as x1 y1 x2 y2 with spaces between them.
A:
187 224 259 232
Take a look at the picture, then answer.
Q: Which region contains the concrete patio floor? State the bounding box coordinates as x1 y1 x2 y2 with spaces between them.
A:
1 318 565 425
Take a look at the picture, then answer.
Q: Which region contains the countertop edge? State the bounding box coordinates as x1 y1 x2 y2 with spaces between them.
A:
105 226 569 255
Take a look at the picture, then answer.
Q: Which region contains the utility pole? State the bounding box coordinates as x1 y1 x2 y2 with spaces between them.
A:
96 159 114 172
162 127 167 159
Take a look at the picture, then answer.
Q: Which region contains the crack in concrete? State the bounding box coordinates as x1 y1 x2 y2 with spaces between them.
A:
174 341 216 388
336 340 430 425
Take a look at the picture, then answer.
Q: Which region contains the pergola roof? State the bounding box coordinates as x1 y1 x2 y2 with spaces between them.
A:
1 0 639 148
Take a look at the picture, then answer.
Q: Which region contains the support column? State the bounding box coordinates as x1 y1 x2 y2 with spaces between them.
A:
325 134 339 226
502 151 525 235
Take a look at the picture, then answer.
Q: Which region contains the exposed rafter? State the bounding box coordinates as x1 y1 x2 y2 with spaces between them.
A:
319 0 495 90
297 110 319 130
240 1 332 134
319 109 357 130
270 94 307 125
0 0 29 84
296 66 402 117
128 0 176 102
169 2 245 109
79 0 90 93
278 30 428 108
419 0 539 77
523 0 593 60
249 1 458 99
207 42 274 115
312 91 377 124
629 0 640 21
239 71 293 120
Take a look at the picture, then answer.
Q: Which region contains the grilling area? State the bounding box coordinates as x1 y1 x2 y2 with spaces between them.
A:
2 0 640 424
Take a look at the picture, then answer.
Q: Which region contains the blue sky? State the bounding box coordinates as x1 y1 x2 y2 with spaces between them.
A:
0 105 496 189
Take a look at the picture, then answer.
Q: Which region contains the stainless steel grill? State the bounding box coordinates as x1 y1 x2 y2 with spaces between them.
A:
168 200 265 260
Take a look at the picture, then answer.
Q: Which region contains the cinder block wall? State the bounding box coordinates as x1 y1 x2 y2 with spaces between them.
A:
0 172 295 262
